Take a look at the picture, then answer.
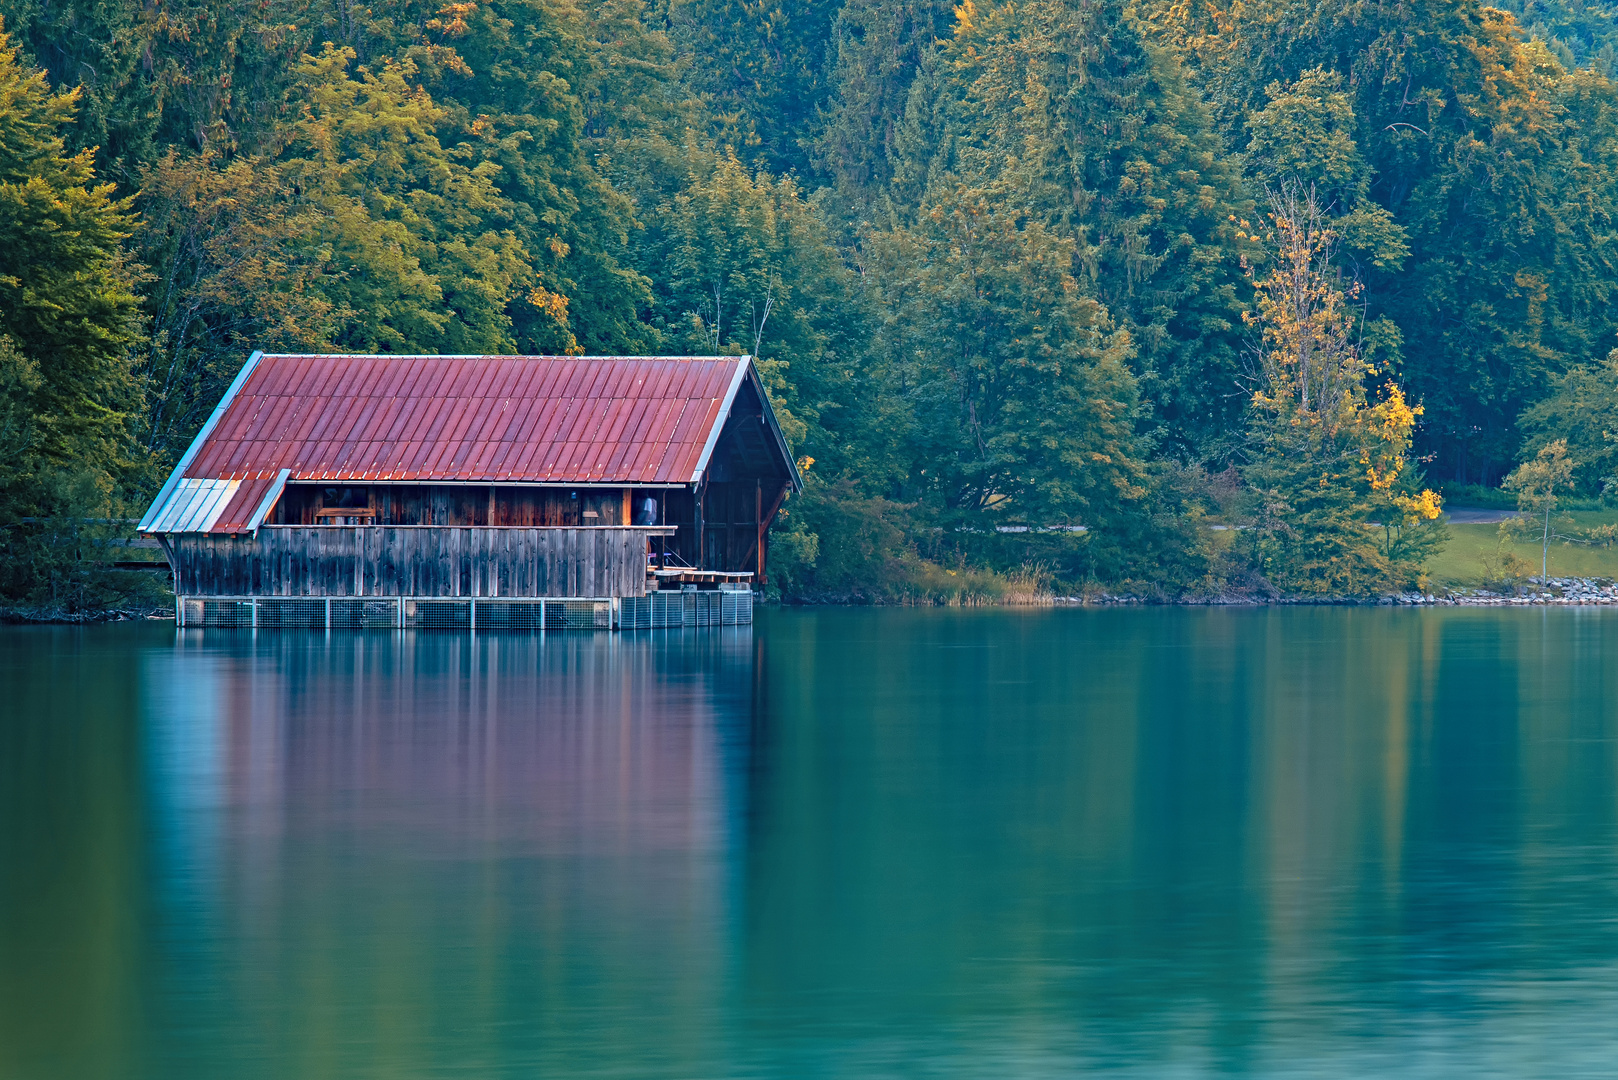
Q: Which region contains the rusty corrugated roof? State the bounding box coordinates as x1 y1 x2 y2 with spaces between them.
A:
209 470 290 535
185 354 748 486
139 353 804 535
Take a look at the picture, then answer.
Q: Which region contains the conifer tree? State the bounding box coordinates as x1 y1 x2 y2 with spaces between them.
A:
901 0 1255 458
663 0 842 177
621 140 874 476
0 28 148 610
865 174 1151 576
811 0 957 231
0 32 143 476
0 0 315 179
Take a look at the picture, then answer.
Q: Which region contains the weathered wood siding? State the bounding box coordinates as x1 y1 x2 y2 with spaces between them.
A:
168 527 666 598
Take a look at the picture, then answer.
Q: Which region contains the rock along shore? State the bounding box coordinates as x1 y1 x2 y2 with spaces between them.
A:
1065 577 1618 607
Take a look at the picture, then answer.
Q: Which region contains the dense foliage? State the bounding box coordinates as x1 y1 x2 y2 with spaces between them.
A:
5 0 1618 609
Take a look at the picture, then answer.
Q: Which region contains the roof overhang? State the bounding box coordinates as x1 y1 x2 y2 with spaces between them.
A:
687 356 801 493
689 357 752 485
749 362 804 493
138 350 265 533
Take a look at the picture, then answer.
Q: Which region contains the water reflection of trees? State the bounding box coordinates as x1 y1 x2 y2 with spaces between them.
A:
740 609 1618 1072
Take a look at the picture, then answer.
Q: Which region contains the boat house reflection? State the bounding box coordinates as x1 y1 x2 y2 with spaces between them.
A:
141 629 760 1070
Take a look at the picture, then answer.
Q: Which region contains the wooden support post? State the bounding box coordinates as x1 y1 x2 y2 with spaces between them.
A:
756 481 763 581
325 596 331 631
251 596 258 629
694 481 706 570
757 481 789 586
488 485 496 526
622 488 631 527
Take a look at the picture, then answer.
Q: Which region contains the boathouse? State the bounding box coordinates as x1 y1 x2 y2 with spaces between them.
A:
139 353 801 629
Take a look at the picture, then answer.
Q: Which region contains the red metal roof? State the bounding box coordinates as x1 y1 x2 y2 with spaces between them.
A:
183 354 749 486
210 474 280 534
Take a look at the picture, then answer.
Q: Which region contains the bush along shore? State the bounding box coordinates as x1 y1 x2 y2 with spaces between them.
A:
1 604 173 624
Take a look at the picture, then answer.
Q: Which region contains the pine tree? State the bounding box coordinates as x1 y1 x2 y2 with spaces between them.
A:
811 0 957 232
0 0 316 181
865 173 1151 576
663 0 842 177
621 139 873 475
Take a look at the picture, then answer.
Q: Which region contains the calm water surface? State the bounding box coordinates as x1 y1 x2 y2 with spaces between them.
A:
4 608 1618 1078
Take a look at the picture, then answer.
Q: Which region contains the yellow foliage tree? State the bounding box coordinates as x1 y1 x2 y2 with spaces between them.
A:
1242 183 1445 594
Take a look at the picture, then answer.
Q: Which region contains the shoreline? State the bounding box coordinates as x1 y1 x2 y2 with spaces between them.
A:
9 578 1618 624
0 608 175 625
1077 576 1618 607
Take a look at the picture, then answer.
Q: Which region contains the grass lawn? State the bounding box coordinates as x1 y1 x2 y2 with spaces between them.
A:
1426 508 1618 585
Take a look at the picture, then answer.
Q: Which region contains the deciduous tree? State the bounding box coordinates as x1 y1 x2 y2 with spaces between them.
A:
1502 438 1578 578
1241 184 1443 594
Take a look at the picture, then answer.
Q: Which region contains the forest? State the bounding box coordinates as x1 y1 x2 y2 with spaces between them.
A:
4 0 1618 612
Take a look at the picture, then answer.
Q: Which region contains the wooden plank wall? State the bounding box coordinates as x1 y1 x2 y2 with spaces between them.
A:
169 527 663 598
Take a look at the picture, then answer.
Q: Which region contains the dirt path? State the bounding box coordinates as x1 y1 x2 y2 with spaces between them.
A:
1446 508 1515 524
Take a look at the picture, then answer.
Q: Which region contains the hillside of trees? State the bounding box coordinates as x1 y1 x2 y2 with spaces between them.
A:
4 0 1618 611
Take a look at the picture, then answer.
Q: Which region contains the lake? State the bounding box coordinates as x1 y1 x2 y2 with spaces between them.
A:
4 608 1618 1078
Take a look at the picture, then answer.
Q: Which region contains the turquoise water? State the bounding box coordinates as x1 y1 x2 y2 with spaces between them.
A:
4 608 1618 1078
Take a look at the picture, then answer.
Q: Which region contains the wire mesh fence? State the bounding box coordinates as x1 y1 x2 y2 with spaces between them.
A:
474 600 546 631
256 599 326 629
174 593 749 630
182 599 253 628
326 599 402 629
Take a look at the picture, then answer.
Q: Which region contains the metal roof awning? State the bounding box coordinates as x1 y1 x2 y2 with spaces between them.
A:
139 478 240 534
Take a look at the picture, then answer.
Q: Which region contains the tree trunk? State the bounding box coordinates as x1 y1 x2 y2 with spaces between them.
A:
1543 506 1551 580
